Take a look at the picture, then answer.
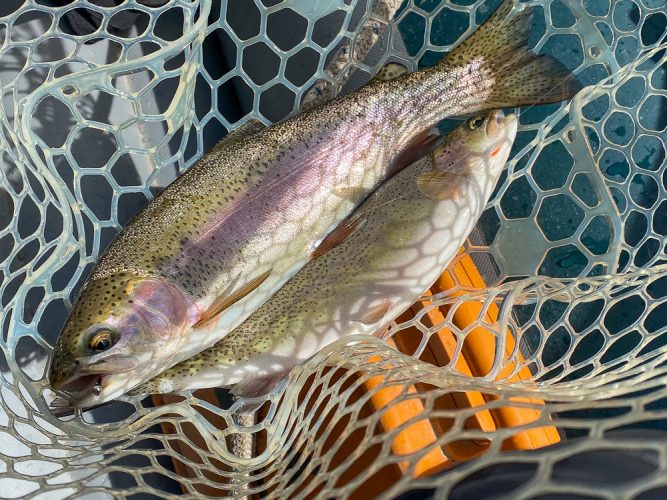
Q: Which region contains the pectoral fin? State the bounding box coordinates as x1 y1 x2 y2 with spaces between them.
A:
194 270 272 329
389 128 443 175
417 171 468 200
374 62 408 81
231 371 289 398
312 215 366 259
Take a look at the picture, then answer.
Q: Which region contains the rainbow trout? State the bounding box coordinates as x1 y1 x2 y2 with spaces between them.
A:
48 0 576 409
131 109 518 397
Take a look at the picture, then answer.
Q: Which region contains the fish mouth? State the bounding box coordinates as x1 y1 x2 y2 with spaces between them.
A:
51 355 139 390
49 355 142 415
49 373 105 416
54 373 103 394
50 389 114 417
81 355 140 374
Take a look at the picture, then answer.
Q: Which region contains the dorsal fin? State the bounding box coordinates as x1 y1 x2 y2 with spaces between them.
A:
312 215 366 259
213 118 266 152
194 270 271 329
226 118 265 142
417 171 468 200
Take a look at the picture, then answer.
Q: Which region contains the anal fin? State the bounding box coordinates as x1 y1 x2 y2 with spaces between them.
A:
194 269 272 329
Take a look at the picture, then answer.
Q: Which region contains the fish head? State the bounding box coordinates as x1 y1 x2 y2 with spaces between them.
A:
433 109 518 177
48 272 197 409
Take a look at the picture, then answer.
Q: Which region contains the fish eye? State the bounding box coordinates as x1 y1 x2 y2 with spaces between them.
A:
88 329 117 352
468 116 485 130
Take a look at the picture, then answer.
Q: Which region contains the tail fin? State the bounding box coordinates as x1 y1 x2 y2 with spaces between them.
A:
446 0 581 108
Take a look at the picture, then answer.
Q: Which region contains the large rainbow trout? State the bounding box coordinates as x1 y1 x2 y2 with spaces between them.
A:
49 0 577 409
133 109 518 397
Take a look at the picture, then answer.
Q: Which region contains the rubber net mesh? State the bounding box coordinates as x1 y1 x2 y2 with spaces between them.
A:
0 0 666 497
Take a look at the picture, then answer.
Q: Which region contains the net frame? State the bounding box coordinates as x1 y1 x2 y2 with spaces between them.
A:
0 0 666 497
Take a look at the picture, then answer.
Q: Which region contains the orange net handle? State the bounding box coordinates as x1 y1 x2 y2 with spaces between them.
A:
432 252 560 450
365 248 560 478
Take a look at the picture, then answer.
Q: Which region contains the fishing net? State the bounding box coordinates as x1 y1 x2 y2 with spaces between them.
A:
0 0 666 497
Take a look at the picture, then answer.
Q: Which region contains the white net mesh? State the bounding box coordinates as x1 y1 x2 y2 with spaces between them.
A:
1 0 666 497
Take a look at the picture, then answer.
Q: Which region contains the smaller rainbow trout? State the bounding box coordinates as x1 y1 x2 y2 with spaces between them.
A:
133 109 517 397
